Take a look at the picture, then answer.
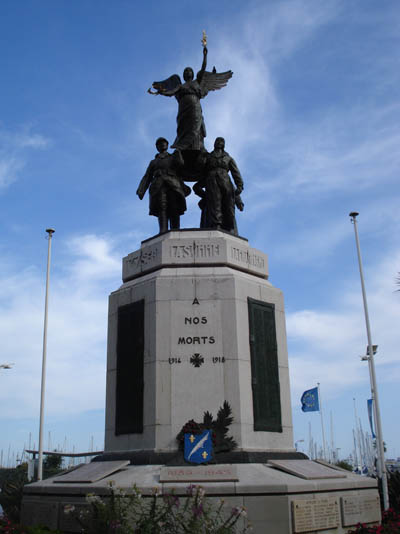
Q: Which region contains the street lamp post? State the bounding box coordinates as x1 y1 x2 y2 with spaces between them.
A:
349 212 389 510
38 228 55 481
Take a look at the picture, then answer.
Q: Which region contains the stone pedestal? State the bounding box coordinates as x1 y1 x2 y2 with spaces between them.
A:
22 229 381 534
22 462 380 534
104 229 293 456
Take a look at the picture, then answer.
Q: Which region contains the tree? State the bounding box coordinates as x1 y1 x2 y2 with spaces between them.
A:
335 460 353 472
43 452 63 471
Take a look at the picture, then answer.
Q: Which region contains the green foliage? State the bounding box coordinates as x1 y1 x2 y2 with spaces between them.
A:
42 455 64 481
43 454 63 471
335 460 353 472
0 467 28 523
388 471 400 513
64 482 251 534
177 401 237 455
0 461 65 527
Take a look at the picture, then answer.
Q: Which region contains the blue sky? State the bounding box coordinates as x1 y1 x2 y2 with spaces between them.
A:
1 0 399 465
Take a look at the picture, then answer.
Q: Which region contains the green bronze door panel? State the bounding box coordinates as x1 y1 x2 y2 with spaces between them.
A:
115 300 145 435
248 297 282 432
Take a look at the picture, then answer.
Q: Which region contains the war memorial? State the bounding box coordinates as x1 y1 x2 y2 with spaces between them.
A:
22 35 381 533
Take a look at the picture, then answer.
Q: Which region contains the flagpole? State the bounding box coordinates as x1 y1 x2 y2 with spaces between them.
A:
353 429 358 471
353 398 363 472
38 228 55 481
317 382 327 460
330 411 335 463
349 212 389 510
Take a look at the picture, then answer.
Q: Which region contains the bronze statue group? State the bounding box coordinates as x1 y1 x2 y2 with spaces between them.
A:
137 41 244 236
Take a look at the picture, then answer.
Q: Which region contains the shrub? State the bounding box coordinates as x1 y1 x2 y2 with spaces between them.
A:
0 515 60 533
388 471 400 513
335 460 353 472
64 482 252 533
0 467 28 523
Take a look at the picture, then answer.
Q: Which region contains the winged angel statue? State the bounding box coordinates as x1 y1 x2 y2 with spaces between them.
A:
148 36 233 154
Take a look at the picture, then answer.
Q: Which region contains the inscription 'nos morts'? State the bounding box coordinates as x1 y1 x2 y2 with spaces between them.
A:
179 315 214 344
172 301 222 360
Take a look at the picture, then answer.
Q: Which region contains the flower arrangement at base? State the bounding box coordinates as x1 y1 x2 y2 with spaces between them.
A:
176 401 237 455
347 508 400 533
63 482 252 534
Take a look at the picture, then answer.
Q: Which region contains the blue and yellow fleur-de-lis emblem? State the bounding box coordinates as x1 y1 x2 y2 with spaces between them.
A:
184 430 213 464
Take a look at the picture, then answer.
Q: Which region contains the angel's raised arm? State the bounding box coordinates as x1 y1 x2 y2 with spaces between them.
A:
197 47 208 84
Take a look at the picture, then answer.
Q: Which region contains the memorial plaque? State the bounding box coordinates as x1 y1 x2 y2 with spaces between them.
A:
315 458 352 472
292 497 339 533
341 495 381 526
248 298 282 432
53 460 130 483
160 465 238 482
115 300 145 435
269 459 347 480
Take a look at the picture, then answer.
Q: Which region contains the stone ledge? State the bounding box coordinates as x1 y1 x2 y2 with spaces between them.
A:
91 449 308 466
122 229 268 282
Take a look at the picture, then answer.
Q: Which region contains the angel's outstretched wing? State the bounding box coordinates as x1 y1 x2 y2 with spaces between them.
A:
199 69 233 97
151 74 182 94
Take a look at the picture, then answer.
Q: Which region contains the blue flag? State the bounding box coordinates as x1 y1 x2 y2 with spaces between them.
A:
367 399 376 438
301 387 319 412
184 430 213 464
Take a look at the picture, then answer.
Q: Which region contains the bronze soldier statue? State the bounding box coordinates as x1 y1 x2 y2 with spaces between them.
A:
193 137 244 235
136 138 191 234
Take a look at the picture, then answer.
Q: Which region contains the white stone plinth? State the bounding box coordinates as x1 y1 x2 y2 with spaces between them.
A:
122 230 268 282
105 230 293 453
22 462 380 534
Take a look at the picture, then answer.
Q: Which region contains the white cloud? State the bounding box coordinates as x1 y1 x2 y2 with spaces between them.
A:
0 156 23 189
179 2 400 212
0 125 50 190
15 132 49 149
0 234 121 420
66 234 121 282
287 247 400 400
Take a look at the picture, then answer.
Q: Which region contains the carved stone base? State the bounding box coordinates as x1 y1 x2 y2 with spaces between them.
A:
105 229 293 454
22 461 380 534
